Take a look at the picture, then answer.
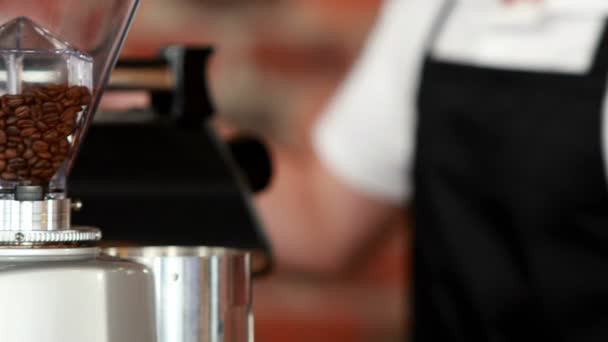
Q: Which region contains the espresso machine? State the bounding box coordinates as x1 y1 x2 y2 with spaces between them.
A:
0 0 271 341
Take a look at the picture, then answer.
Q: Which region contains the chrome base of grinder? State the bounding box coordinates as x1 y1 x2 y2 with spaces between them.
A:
0 186 101 246
0 189 156 342
0 246 157 342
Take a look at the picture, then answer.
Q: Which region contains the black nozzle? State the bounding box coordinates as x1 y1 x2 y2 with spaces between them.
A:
227 135 273 194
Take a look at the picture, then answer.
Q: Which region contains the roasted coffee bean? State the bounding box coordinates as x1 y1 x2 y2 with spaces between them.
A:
52 154 65 162
5 148 17 159
42 113 59 124
6 116 18 125
14 106 30 119
8 158 27 170
53 93 65 102
61 98 77 107
41 170 54 179
57 124 71 136
36 121 48 131
22 149 34 160
17 120 34 128
32 140 49 153
34 90 50 101
28 156 39 166
66 86 81 99
6 126 19 136
30 105 42 121
61 107 80 122
19 128 36 137
42 102 58 114
34 160 50 169
45 89 60 97
78 86 90 95
6 96 24 107
38 151 52 160
1 172 17 181
80 95 91 106
0 84 91 182
47 84 68 92
43 119 60 127
43 130 59 142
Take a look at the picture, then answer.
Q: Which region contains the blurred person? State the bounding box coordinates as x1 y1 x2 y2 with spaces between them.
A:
258 0 608 340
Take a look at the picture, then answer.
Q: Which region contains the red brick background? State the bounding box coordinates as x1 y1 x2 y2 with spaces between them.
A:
122 0 382 144
121 0 409 341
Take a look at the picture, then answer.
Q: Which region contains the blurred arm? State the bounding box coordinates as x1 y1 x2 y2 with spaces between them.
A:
256 0 444 274
256 149 403 274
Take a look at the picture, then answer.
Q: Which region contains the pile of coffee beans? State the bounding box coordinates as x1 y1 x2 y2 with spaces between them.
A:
0 84 91 184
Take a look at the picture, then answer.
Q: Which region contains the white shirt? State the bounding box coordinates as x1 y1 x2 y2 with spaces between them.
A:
314 0 608 204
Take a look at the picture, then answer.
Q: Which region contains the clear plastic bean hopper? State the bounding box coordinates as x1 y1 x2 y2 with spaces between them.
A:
0 2 155 342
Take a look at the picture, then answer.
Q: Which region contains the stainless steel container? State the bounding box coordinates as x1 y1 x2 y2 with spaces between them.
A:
104 246 253 342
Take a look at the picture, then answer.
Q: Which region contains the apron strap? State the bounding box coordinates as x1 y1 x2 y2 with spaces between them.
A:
588 21 608 77
423 0 456 55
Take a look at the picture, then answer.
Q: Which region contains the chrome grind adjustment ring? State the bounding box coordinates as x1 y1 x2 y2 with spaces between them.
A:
0 227 101 246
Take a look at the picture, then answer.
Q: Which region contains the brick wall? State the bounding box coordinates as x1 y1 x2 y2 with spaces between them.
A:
122 1 409 341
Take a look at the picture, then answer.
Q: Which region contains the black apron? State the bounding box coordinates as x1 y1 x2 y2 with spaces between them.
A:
414 16 608 341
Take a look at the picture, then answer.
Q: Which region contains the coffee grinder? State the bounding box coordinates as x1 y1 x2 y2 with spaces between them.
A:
73 47 273 342
0 1 156 341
